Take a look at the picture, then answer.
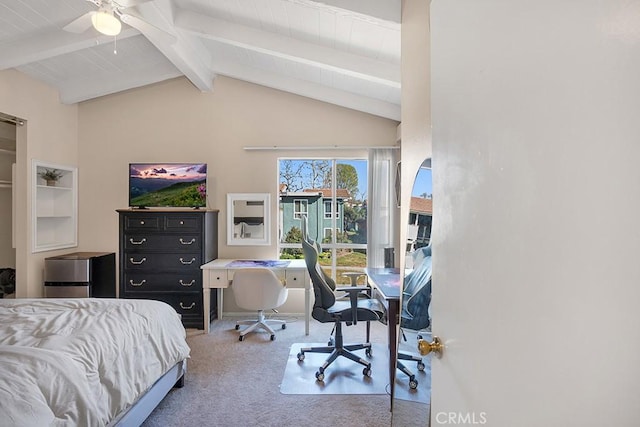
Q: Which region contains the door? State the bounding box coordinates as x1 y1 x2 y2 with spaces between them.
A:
430 1 640 426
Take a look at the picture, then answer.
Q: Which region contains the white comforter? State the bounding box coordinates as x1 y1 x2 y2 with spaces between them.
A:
0 298 191 426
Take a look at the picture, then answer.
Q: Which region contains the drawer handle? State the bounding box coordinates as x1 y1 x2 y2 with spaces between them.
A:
179 238 196 245
129 279 146 287
129 238 147 245
140 220 145 225
179 302 196 310
179 279 195 287
179 257 196 265
129 257 147 265
180 220 184 225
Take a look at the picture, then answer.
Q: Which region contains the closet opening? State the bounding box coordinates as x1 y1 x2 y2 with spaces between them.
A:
0 112 19 299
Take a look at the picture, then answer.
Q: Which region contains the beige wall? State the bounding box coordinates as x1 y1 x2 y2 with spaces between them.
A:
77 75 398 311
0 69 79 297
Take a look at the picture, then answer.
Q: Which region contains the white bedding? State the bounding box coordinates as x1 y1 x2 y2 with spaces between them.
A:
0 298 190 426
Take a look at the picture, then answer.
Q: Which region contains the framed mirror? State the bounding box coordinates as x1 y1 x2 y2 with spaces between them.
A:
227 193 271 246
391 158 432 426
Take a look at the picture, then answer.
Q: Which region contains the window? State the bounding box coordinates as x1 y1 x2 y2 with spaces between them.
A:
293 199 308 219
279 159 368 284
323 200 339 219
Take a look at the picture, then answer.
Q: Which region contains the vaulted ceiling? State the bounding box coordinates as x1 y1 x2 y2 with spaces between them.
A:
0 0 401 120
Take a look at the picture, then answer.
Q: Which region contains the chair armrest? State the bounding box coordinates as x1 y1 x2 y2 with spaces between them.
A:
336 286 370 325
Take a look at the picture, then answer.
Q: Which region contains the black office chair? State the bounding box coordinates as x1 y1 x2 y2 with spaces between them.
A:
397 245 432 389
299 215 372 346
297 237 385 381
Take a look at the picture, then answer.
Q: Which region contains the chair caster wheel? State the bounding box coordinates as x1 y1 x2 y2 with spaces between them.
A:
281 324 286 330
409 377 419 389
239 335 245 341
316 369 325 381
297 352 305 361
363 366 372 377
270 334 276 341
417 361 425 371
328 338 335 346
235 324 240 330
365 347 372 357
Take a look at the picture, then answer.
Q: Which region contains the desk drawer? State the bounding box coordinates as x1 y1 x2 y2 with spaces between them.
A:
227 268 285 282
284 270 306 288
207 269 231 288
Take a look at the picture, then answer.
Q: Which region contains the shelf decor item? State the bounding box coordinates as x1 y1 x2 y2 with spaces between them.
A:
39 168 64 186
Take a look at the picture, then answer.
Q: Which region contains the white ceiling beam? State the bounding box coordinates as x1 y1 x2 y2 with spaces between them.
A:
59 62 182 104
0 28 140 70
134 0 215 92
304 0 401 24
174 9 400 88
211 59 400 121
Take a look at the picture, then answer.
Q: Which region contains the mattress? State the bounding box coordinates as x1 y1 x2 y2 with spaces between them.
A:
0 298 191 426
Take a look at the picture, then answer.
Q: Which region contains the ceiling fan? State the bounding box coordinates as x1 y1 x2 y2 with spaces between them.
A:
63 0 176 44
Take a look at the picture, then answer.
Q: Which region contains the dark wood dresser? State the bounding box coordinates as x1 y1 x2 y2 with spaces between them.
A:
117 209 218 329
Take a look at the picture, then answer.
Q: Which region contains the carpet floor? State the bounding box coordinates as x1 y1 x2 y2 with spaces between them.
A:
141 316 397 427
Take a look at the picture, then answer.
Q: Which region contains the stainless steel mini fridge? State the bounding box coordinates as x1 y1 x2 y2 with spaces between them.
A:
44 252 116 298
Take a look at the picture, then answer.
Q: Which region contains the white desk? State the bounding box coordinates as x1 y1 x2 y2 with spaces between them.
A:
200 259 310 334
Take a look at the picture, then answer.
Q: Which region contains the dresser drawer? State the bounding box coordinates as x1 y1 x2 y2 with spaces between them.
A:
166 215 202 231
123 253 202 271
123 216 161 230
124 234 202 252
123 272 201 292
123 292 202 326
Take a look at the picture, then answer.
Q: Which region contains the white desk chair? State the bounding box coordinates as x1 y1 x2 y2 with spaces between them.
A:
232 268 288 341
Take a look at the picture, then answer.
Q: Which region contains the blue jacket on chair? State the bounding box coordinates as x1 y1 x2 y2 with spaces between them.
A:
401 246 432 331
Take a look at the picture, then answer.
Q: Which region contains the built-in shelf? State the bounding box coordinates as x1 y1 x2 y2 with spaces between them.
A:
32 160 77 253
0 179 11 188
0 148 16 156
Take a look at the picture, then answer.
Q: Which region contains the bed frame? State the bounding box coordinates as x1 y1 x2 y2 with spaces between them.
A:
110 360 187 426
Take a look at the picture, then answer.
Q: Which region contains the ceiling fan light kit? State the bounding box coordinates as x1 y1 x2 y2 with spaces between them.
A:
92 10 122 36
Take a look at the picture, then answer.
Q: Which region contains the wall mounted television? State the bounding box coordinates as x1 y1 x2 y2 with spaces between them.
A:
129 163 207 208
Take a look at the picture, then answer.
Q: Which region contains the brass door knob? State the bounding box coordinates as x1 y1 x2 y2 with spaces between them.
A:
418 336 443 358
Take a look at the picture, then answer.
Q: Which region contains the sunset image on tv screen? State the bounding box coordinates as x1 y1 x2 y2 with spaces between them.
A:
129 163 207 208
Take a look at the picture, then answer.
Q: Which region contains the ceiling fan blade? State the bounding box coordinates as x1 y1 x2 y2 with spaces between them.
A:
63 11 96 33
118 0 153 8
120 13 177 45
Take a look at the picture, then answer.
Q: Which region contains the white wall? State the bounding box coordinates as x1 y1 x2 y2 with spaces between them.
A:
77 75 398 312
400 0 431 271
0 69 78 297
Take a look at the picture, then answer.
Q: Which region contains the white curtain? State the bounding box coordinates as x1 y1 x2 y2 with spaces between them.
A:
367 148 397 268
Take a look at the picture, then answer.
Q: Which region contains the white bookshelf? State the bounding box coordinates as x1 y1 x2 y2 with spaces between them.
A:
32 160 77 252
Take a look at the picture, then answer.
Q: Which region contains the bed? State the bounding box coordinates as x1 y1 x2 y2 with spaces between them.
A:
0 298 190 426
